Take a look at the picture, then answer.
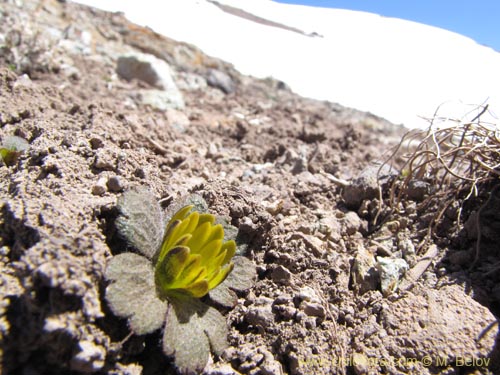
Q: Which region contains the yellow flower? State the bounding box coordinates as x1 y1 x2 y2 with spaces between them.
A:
155 205 236 298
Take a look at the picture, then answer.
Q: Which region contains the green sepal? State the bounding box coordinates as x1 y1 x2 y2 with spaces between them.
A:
155 246 190 288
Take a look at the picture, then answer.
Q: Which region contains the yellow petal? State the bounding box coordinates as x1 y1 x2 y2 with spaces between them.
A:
177 255 207 286
169 205 193 224
198 213 215 226
174 233 192 247
207 263 234 290
184 212 199 236
186 221 212 253
208 224 224 242
198 239 222 264
158 220 180 262
164 215 192 251
206 248 227 273
220 240 236 265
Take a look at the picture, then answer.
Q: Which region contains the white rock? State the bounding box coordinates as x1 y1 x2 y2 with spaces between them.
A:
70 340 106 373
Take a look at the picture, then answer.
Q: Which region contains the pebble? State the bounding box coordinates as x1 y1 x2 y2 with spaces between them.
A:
206 68 235 94
406 180 430 201
343 211 363 235
300 301 326 318
91 177 107 196
377 256 409 296
271 265 292 284
89 137 104 150
296 286 320 304
70 340 106 373
351 244 378 294
107 176 124 192
93 152 114 170
245 298 274 330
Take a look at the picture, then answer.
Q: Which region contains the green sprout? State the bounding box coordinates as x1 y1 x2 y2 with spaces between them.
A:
104 188 255 374
0 135 29 166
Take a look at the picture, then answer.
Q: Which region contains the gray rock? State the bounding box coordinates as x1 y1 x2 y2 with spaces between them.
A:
271 265 292 284
117 52 176 90
246 298 274 330
107 176 124 192
377 256 409 296
206 69 235 94
139 89 184 111
300 301 326 318
351 245 379 294
117 52 184 110
406 180 430 201
343 164 397 209
343 211 363 235
91 177 107 196
204 364 239 375
317 214 342 242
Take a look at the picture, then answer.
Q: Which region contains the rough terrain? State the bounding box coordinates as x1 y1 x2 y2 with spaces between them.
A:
0 1 498 374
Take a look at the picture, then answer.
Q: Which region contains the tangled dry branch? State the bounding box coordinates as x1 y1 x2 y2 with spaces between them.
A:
379 103 500 257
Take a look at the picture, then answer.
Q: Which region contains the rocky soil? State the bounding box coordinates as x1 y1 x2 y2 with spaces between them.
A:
0 1 499 374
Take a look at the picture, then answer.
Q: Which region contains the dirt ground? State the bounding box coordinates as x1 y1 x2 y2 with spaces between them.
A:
1 1 499 374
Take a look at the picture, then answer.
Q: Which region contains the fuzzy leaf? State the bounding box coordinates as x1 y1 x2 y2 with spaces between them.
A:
163 298 228 374
207 283 238 308
105 253 168 335
209 256 256 308
115 188 164 259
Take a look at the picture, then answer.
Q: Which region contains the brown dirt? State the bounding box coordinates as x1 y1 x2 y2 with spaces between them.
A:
0 1 498 374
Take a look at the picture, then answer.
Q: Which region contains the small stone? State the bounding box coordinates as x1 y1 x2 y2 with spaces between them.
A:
204 363 239 375
300 301 326 318
70 340 106 373
406 180 430 201
318 214 342 241
134 167 146 179
343 164 397 209
274 294 292 305
93 152 114 170
91 177 107 195
89 137 104 149
351 245 378 294
246 300 274 331
377 257 409 296
343 211 363 235
107 176 124 192
271 265 292 284
352 353 369 375
296 286 320 303
166 108 190 132
206 69 235 94
116 52 177 90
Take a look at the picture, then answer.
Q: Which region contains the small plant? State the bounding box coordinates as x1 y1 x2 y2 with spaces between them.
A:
105 188 255 374
0 135 29 166
155 206 236 299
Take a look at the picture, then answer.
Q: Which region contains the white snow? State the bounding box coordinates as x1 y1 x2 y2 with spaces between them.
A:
73 0 500 128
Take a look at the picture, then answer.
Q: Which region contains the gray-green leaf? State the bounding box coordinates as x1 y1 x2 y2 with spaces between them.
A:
209 256 256 308
105 253 167 335
115 188 165 259
163 298 228 374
